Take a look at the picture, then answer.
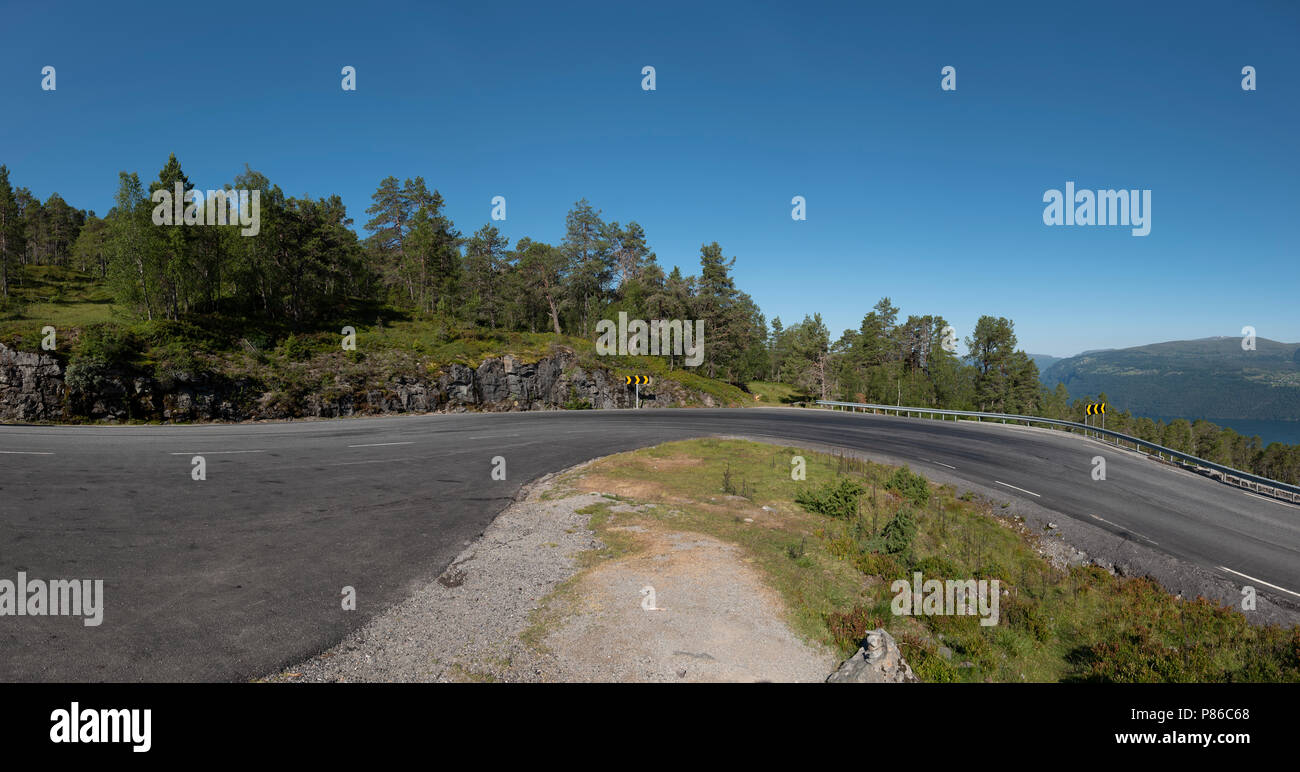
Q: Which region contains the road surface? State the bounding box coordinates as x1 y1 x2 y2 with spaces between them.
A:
2 407 1297 680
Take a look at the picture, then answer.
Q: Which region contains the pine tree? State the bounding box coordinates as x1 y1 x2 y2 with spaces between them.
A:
514 238 566 335
0 165 25 299
464 224 509 328
149 153 195 318
560 199 613 336
364 176 407 304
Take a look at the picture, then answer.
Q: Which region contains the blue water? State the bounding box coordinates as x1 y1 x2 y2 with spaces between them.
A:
1144 415 1300 446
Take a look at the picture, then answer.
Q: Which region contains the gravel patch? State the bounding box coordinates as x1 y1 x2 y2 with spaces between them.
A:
262 469 605 682
262 462 836 682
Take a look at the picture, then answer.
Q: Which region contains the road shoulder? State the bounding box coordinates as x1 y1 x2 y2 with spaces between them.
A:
261 458 836 682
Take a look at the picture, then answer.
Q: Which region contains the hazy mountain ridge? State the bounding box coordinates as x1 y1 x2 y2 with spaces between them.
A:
1028 353 1063 373
1041 337 1300 421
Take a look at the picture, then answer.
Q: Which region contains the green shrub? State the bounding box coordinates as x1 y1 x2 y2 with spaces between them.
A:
152 341 202 380
1002 593 1051 642
825 604 885 654
74 323 141 365
795 477 865 519
134 318 227 351
911 554 961 578
898 632 957 683
879 507 917 557
65 323 142 397
562 386 592 410
886 466 931 507
854 550 907 580
278 333 315 362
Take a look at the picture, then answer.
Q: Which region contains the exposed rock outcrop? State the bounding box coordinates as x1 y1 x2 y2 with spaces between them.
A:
826 629 918 683
0 343 65 422
0 343 721 423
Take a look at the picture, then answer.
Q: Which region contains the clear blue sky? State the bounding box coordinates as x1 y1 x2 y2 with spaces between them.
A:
2 1 1297 356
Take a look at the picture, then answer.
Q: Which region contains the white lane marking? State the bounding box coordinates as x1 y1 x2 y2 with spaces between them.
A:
325 457 418 467
923 459 956 469
167 450 264 455
1217 565 1300 600
0 450 54 455
994 480 1041 498
1088 514 1159 546
347 441 414 448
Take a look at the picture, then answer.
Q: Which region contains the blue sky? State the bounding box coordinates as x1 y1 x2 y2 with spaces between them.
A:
2 1 1297 356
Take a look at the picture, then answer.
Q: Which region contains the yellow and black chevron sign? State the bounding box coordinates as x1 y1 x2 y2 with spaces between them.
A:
1085 402 1107 416
624 375 652 386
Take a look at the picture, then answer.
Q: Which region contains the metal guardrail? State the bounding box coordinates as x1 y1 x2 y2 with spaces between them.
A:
815 400 1300 503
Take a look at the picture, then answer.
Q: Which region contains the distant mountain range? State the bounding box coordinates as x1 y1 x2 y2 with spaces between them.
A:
1038 337 1300 422
1028 353 1064 373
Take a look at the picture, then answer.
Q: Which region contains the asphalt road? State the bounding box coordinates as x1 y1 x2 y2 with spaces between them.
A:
2 407 1298 681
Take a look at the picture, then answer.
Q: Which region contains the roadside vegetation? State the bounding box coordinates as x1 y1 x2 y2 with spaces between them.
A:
745 380 809 405
551 438 1300 683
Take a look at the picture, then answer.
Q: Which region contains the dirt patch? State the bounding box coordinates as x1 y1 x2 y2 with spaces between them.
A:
575 473 691 504
262 460 835 683
539 525 837 682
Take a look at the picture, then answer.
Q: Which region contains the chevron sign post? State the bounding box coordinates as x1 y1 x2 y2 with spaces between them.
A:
1085 402 1107 433
624 375 653 409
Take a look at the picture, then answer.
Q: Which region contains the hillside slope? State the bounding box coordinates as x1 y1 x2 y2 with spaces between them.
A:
1041 337 1300 421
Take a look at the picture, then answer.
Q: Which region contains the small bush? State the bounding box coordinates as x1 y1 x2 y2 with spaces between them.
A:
886 466 931 507
278 333 315 362
825 604 884 653
65 323 142 398
562 386 592 410
855 550 907 579
152 341 202 380
911 554 961 579
795 477 865 519
897 632 957 683
1002 593 1051 643
879 507 917 557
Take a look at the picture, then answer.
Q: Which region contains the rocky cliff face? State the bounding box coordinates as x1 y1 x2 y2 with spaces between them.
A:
0 343 718 423
0 343 66 422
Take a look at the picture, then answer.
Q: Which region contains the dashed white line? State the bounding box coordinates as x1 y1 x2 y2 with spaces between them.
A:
994 480 1040 497
1217 565 1300 600
167 450 265 455
1088 514 1159 546
0 450 54 455
923 459 956 469
347 441 414 448
325 457 418 467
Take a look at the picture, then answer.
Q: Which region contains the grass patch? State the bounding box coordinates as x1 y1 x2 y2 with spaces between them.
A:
555 438 1300 683
746 380 809 405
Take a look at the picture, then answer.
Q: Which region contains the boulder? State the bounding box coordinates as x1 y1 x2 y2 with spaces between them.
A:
826 628 918 683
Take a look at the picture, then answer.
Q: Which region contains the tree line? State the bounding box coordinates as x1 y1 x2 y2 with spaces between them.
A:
0 165 92 297
1 157 768 380
769 298 1040 413
3 157 1298 484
